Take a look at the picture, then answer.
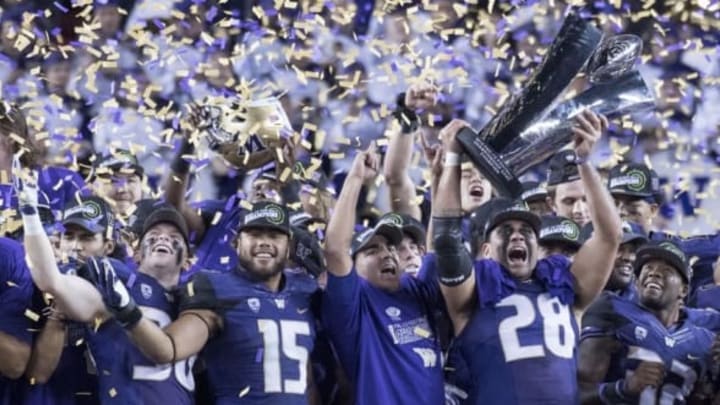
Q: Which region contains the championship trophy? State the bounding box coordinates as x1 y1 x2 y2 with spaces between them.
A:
200 96 293 170
457 13 655 197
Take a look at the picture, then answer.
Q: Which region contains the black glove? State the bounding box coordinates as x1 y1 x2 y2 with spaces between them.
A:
79 257 142 328
291 226 326 277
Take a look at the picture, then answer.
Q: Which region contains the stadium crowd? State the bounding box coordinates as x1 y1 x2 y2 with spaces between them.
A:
2 0 720 404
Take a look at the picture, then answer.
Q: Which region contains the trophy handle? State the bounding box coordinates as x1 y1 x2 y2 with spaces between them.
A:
456 127 524 198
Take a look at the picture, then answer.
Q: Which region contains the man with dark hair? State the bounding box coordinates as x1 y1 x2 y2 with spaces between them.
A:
85 201 321 404
18 161 197 403
322 148 445 404
521 181 552 216
433 112 620 404
91 149 146 218
578 240 717 404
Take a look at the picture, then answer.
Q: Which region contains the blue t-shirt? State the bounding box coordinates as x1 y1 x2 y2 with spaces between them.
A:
689 284 720 311
0 238 34 404
321 261 445 405
444 255 579 405
180 269 319 405
86 268 194 405
582 292 714 403
0 166 86 213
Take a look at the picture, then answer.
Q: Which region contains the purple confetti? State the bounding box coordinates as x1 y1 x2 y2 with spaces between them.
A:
53 1 69 13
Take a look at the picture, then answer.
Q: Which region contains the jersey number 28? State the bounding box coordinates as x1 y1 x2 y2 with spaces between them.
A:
258 319 311 394
497 293 576 362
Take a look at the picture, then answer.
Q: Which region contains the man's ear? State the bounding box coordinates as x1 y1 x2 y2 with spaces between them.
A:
480 242 491 259
679 283 689 300
104 239 116 256
546 195 557 211
649 203 659 218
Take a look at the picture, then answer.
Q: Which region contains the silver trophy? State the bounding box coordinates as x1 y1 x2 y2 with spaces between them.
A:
457 13 655 197
200 96 293 170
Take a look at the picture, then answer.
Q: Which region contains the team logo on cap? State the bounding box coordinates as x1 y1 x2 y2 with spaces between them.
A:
659 241 685 262
245 204 285 225
65 200 103 220
380 214 404 227
540 220 579 241
610 169 646 192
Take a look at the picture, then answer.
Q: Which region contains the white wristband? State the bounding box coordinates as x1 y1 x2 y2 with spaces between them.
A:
444 152 460 167
21 213 44 236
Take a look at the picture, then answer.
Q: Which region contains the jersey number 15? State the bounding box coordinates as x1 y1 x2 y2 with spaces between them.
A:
258 319 311 395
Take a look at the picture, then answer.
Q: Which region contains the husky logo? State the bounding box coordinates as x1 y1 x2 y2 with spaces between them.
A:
274 299 285 309
634 326 647 341
412 348 438 368
385 306 401 320
664 336 675 347
248 298 261 313
140 283 153 299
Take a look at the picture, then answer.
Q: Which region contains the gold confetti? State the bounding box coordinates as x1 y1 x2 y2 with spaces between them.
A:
414 327 431 338
25 309 40 322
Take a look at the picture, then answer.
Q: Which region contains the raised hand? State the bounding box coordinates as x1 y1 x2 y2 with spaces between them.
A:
438 119 471 154
405 83 439 112
623 361 665 396
348 143 380 183
571 109 608 161
12 154 39 212
79 257 142 329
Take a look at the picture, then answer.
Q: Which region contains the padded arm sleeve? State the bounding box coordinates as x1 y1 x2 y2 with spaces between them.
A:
432 216 473 286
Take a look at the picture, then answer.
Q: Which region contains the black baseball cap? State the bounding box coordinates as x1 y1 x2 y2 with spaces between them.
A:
538 216 582 249
483 198 541 239
634 240 691 284
62 196 115 236
377 212 426 247
93 149 144 178
547 150 580 186
520 181 548 203
140 206 190 248
580 221 647 245
299 168 336 196
350 221 403 258
607 163 660 200
239 201 291 236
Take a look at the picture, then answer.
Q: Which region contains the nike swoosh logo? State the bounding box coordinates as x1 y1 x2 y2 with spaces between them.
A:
297 308 309 314
688 355 700 360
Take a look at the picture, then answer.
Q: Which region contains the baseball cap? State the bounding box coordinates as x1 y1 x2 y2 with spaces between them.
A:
93 149 144 178
538 216 582 249
62 196 115 236
298 167 337 197
607 163 660 199
634 240 691 284
126 199 171 236
239 201 291 236
140 206 190 248
483 198 541 239
580 221 647 245
350 221 403 258
547 150 580 186
377 212 426 246
520 181 548 203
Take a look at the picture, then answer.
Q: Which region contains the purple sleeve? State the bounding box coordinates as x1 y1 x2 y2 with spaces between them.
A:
0 241 34 344
38 166 87 212
321 270 363 338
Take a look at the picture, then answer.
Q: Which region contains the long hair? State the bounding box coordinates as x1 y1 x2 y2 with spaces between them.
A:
0 101 40 167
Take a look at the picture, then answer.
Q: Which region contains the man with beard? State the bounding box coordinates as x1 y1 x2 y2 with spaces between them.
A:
578 240 717 404
322 147 444 404
18 166 196 404
86 201 320 405
433 113 621 404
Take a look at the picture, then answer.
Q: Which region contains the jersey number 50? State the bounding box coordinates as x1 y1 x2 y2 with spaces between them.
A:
258 319 311 395
497 293 576 362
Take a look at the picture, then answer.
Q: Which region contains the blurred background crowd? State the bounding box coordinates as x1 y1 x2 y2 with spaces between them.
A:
0 0 718 231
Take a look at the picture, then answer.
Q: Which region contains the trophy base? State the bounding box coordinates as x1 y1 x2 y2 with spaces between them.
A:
457 128 524 199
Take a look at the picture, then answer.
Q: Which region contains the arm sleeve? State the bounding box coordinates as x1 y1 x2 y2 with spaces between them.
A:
178 272 220 314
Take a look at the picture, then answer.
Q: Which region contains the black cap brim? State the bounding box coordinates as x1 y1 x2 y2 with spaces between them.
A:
352 223 404 256
401 225 426 246
609 189 653 199
485 210 541 238
240 223 291 237
539 235 582 249
634 247 689 284
63 218 104 234
621 233 647 245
